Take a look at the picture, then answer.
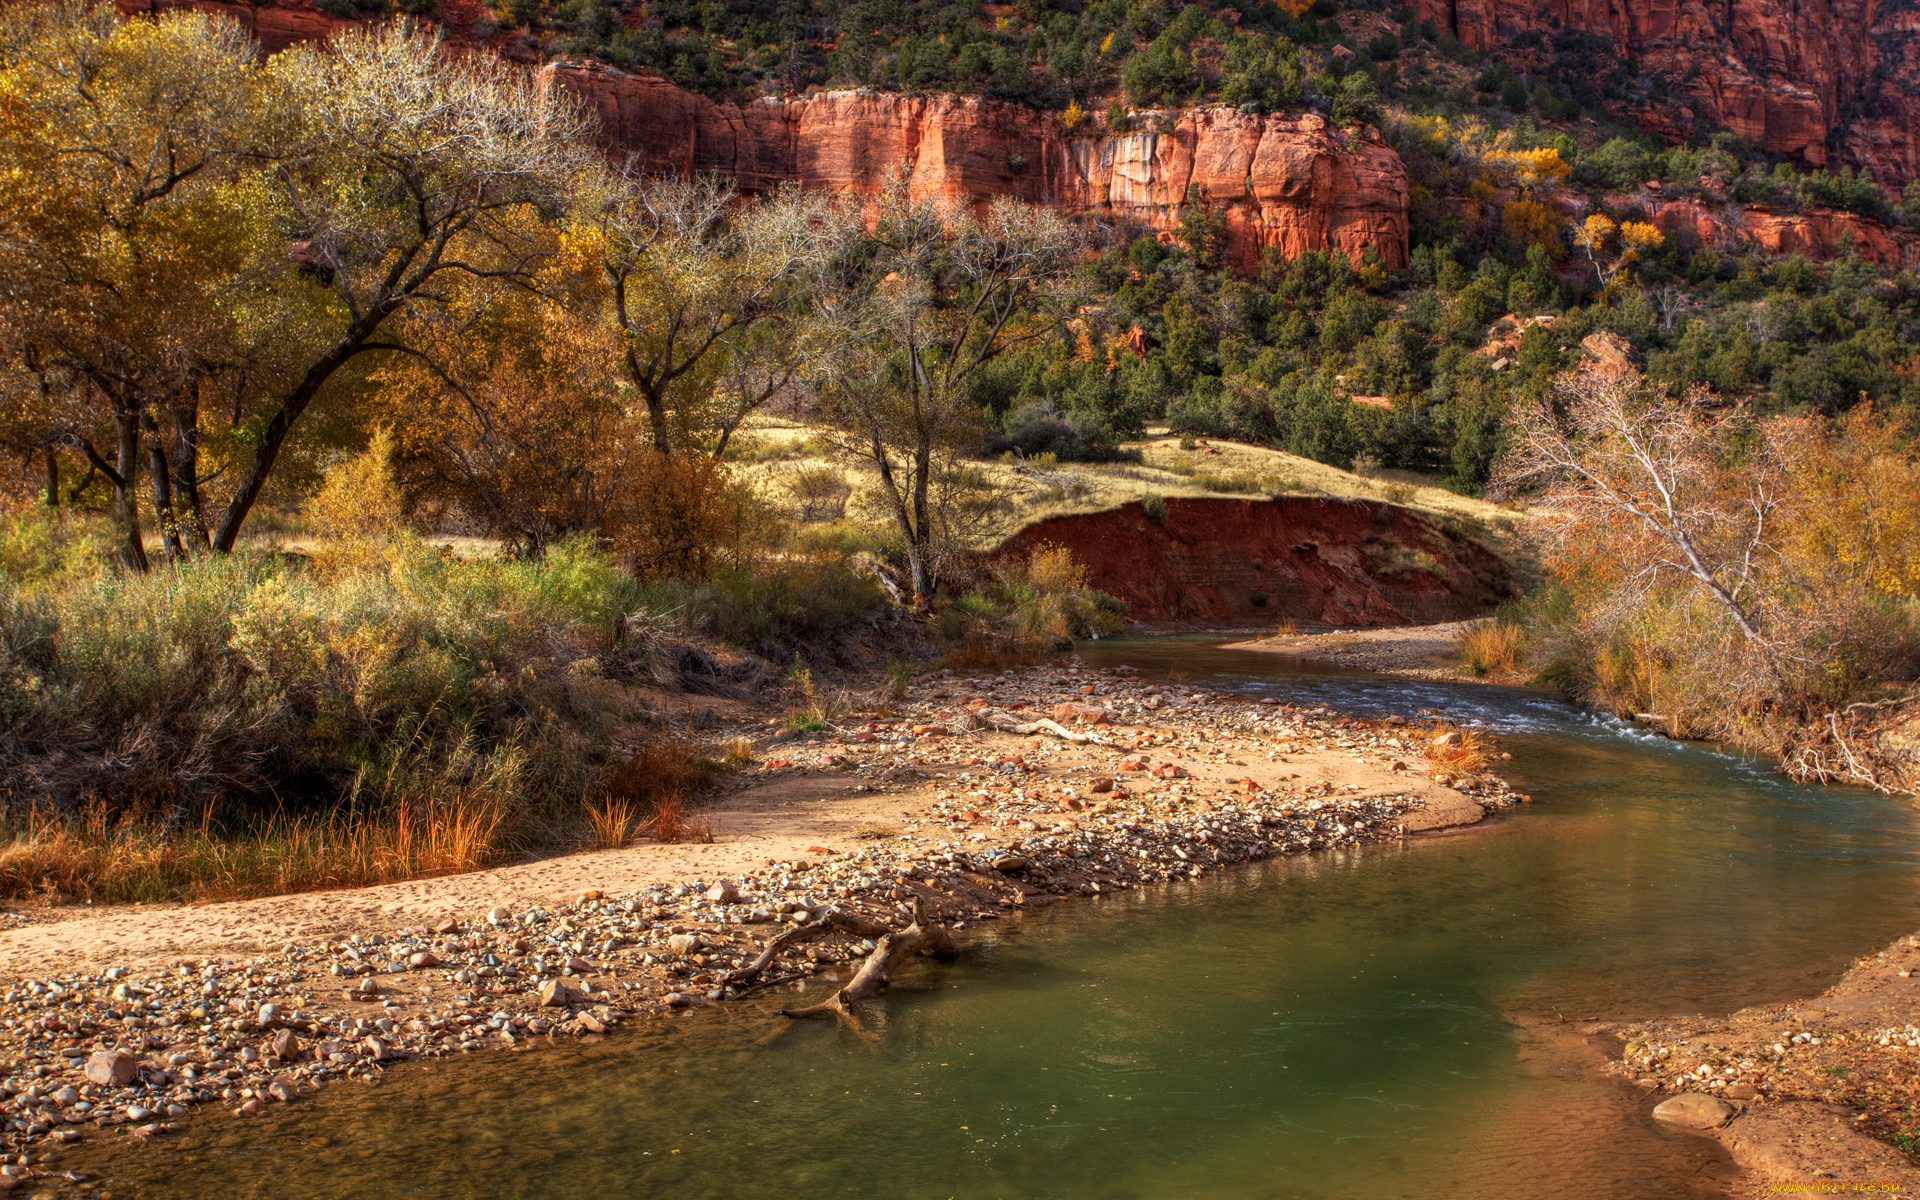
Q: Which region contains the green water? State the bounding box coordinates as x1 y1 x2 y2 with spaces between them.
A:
81 641 1920 1199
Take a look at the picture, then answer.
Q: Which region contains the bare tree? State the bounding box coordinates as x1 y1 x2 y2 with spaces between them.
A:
1492 366 1783 677
816 180 1083 604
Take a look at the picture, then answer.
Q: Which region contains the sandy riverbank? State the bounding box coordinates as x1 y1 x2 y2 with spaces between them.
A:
0 655 1517 1194
1223 620 1502 681
1597 931 1920 1195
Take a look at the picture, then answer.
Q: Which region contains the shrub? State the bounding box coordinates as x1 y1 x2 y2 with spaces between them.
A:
1141 494 1169 523
1457 621 1526 676
786 466 853 522
998 401 1135 462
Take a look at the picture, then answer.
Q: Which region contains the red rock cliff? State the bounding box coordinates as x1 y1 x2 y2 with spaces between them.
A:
1413 0 1920 185
997 497 1514 624
541 64 1410 270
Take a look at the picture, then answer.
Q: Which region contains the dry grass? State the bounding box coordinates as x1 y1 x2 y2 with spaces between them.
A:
583 796 638 850
1422 723 1495 774
646 794 713 844
0 791 505 905
1274 616 1299 637
1458 621 1527 676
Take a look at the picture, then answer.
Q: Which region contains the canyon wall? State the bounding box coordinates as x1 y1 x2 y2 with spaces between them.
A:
997 497 1514 624
1413 0 1920 185
541 64 1410 270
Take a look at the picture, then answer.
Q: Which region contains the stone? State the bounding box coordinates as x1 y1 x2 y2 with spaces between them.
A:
271 1028 301 1061
1652 1093 1734 1130
408 951 440 970
257 1003 279 1025
666 933 702 955
566 956 593 973
84 1050 137 1087
1088 777 1115 794
51 1086 79 1107
1580 331 1641 378
538 979 581 1007
992 855 1031 872
433 917 460 934
125 1105 152 1122
576 1011 607 1034
704 881 741 904
487 906 513 926
1723 1082 1759 1100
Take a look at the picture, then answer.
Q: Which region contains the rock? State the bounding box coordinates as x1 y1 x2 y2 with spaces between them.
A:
126 1105 152 1122
666 933 702 955
1580 331 1641 378
84 1050 136 1087
51 1086 78 1107
704 881 741 904
271 1028 301 1061
487 906 513 926
576 1011 607 1034
664 992 695 1008
543 69 1412 275
1652 1093 1734 1130
1723 1082 1759 1100
1410 0 1917 188
538 979 581 1008
1088 777 1114 794
992 855 1031 872
1432 730 1463 747
433 917 460 934
408 951 440 970
363 1036 388 1061
565 956 593 973
257 1003 279 1025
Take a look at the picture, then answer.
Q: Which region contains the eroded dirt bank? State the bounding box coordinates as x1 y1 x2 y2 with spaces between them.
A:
0 659 1513 1193
998 497 1516 625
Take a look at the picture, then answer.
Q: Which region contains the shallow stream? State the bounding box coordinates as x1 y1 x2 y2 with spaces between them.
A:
78 639 1920 1198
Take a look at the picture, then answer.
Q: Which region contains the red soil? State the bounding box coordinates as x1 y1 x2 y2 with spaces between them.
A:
999 497 1516 625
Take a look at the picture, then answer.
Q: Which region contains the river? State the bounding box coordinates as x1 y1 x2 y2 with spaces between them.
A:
75 638 1920 1199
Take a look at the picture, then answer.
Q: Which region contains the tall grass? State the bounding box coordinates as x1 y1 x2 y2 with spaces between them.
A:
1457 621 1526 676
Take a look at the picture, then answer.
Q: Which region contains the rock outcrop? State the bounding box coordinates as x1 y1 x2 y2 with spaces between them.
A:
996 497 1514 624
1639 198 1920 270
541 64 1410 270
1413 0 1920 186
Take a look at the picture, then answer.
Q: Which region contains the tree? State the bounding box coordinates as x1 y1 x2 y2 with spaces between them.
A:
574 175 848 454
818 180 1083 604
1493 367 1781 674
1572 214 1663 291
205 23 596 552
0 1 275 567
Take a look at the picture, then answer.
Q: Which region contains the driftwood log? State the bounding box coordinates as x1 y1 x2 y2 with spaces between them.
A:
723 906 893 988
776 900 958 1019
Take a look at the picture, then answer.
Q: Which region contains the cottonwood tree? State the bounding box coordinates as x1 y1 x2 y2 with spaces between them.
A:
1493 366 1784 679
205 23 597 551
816 181 1083 604
575 175 850 454
0 2 274 566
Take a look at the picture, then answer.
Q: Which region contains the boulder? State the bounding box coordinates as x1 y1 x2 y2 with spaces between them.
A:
84 1051 137 1087
1652 1093 1734 1130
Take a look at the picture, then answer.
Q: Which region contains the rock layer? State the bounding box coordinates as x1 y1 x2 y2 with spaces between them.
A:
541 64 1410 270
1413 0 1920 185
996 497 1514 624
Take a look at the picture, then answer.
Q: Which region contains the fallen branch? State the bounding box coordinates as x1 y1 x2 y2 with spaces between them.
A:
779 899 958 1019
984 713 1112 744
723 906 893 987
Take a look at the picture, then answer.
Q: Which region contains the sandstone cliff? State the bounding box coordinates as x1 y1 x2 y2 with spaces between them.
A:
1413 0 1920 186
542 64 1410 270
997 497 1513 624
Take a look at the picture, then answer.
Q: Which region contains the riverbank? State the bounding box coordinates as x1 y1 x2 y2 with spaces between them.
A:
0 656 1518 1192
1600 930 1920 1194
1224 620 1499 681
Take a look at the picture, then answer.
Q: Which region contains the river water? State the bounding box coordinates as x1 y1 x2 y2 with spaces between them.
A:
75 639 1920 1199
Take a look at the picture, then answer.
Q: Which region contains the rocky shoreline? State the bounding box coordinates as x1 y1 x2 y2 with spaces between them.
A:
1599 933 1920 1194
0 657 1518 1197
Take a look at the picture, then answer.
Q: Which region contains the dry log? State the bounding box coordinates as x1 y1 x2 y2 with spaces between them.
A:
779 900 958 1019
723 906 893 987
985 713 1112 744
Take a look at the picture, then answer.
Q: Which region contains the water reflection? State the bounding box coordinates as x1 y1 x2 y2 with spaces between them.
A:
76 640 1920 1200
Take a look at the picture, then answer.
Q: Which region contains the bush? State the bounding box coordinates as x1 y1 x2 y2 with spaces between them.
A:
997 401 1136 462
1457 620 1526 676
949 543 1126 649
0 538 638 823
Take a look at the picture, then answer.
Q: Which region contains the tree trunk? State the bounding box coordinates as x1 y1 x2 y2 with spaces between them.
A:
144 412 184 562
170 389 210 550
780 900 957 1019
211 313 389 552
114 408 148 572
